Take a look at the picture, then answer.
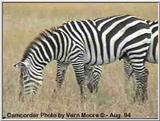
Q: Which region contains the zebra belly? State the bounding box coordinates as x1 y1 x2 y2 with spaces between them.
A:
83 52 116 65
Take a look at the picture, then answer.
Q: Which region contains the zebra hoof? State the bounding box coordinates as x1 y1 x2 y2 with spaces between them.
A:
134 91 148 104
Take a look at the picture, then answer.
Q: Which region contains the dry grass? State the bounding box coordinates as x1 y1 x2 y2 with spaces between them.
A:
3 3 158 119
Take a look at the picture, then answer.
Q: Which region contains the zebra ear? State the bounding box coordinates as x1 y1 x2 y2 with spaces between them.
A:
14 62 26 69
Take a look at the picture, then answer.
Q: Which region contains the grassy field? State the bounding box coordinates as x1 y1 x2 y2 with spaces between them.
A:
3 3 158 119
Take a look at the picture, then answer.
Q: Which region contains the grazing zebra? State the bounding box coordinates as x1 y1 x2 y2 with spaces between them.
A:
123 20 158 80
14 15 152 103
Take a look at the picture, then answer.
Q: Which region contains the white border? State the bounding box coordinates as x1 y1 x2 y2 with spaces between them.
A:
0 0 160 2
1 1 159 121
158 2 160 121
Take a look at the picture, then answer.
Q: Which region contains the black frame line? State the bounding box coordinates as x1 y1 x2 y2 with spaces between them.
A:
1 1 160 120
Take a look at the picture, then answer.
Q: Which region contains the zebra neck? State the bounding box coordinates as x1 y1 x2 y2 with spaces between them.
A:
23 58 45 72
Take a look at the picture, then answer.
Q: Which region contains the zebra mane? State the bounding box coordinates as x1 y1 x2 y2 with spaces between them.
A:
21 39 39 62
21 29 52 61
145 20 158 26
21 25 64 62
50 23 66 32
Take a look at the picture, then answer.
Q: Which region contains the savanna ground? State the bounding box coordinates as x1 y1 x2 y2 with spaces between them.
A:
3 3 158 119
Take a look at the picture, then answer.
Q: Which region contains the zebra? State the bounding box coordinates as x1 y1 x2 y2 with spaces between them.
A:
56 20 158 95
123 20 158 80
14 15 152 103
55 18 157 98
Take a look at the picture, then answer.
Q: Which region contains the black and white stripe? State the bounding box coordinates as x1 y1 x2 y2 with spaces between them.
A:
124 20 158 80
146 20 158 63
55 61 102 93
15 15 152 103
85 65 102 93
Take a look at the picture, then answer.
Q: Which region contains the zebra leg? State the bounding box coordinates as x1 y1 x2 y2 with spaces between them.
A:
133 68 149 104
85 65 102 93
56 61 69 88
123 58 137 103
123 58 134 81
52 61 69 99
129 59 149 104
84 65 94 92
72 61 88 100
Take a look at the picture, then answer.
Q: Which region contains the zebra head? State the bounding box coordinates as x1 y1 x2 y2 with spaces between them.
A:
14 61 43 101
87 71 100 93
85 65 102 93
